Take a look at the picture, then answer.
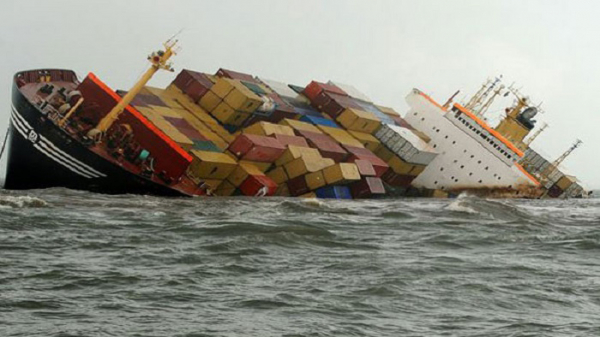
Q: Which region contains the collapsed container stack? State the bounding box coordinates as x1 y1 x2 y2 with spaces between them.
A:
520 148 581 198
108 67 441 199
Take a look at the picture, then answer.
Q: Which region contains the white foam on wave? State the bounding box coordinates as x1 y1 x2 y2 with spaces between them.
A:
444 193 479 215
0 195 49 208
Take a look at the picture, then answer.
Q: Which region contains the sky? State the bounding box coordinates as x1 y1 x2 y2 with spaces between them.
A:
1 0 598 188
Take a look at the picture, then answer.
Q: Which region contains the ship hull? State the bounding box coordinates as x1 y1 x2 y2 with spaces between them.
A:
4 86 185 196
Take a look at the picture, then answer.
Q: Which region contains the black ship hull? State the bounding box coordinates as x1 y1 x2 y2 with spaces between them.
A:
4 84 185 197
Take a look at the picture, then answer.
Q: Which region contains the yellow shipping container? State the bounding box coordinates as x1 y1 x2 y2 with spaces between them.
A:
210 77 236 98
374 145 395 162
224 82 263 113
299 192 317 198
141 112 194 152
244 121 295 137
388 155 414 175
152 106 184 119
275 184 291 197
211 102 250 126
317 126 364 148
305 171 326 190
227 161 266 187
410 164 426 176
242 160 271 172
198 91 222 113
556 175 575 191
188 150 238 180
214 180 237 196
375 105 400 117
323 163 361 185
348 131 382 153
275 145 321 167
336 108 381 134
266 166 289 184
285 157 334 179
198 179 222 191
279 118 323 134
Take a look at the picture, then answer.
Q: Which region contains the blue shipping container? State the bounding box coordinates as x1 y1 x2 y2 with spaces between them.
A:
300 115 340 128
316 186 352 199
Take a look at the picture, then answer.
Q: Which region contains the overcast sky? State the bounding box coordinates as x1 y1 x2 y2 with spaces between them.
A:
1 0 598 188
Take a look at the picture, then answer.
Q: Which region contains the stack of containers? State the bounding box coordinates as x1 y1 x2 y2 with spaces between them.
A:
226 133 285 196
146 84 233 149
172 69 214 102
374 124 438 187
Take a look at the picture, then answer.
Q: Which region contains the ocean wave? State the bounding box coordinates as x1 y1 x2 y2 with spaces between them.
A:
444 193 534 221
0 195 48 208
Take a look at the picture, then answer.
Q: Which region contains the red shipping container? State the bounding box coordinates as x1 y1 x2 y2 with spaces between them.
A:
287 176 310 196
343 145 377 158
274 134 309 148
240 175 277 196
310 91 332 111
351 177 386 199
216 68 259 84
381 169 416 187
228 134 286 163
303 81 347 101
354 159 377 177
296 130 348 162
164 117 206 141
347 154 389 178
173 70 213 102
392 115 415 130
322 93 362 117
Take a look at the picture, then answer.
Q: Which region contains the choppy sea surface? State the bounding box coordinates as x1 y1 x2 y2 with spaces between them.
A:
1 188 599 337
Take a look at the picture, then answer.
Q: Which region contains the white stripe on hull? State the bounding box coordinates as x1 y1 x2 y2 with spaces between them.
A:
10 105 106 179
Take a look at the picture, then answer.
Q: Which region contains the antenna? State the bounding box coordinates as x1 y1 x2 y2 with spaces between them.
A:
524 122 548 146
552 139 583 168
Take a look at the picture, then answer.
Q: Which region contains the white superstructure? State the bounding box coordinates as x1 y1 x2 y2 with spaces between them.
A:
403 89 538 191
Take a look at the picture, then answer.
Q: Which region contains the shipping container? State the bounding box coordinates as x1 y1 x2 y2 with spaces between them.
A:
348 130 382 153
228 134 286 163
275 145 321 167
216 68 259 84
381 169 416 187
317 126 364 148
214 180 237 196
315 185 352 199
351 177 386 198
300 115 340 128
266 166 289 184
280 118 323 134
198 91 222 112
224 81 263 113
323 163 361 185
287 176 310 196
244 121 295 137
303 81 347 101
284 156 334 180
188 150 238 180
227 161 266 187
374 124 437 166
306 171 326 190
336 108 381 134
239 175 277 196
273 134 309 148
354 159 377 177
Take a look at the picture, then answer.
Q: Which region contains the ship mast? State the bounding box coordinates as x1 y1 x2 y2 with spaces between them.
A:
464 79 491 110
477 84 505 117
523 122 548 147
552 139 582 168
91 39 177 137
